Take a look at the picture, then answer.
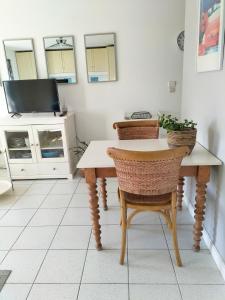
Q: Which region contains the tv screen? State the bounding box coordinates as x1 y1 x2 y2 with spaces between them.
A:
3 79 60 113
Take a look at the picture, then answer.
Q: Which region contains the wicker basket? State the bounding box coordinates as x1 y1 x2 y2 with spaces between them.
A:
167 128 197 154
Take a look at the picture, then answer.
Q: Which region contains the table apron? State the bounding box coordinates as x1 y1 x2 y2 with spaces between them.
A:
84 166 199 182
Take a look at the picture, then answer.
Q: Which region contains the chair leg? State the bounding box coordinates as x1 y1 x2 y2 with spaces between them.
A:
171 193 182 267
118 188 122 226
120 198 127 265
127 209 142 227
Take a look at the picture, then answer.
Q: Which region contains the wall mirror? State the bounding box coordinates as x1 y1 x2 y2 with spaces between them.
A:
84 33 117 83
43 36 77 84
3 39 38 80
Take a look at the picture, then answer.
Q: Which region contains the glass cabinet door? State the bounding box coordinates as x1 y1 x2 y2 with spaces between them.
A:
4 129 35 163
34 127 66 162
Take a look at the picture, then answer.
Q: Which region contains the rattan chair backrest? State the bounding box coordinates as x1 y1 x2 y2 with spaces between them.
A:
107 147 188 196
113 120 159 140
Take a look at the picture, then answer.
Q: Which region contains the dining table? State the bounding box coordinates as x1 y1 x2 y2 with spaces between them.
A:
77 139 222 252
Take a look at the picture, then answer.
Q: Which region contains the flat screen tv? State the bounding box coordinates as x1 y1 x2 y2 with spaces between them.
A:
3 79 60 114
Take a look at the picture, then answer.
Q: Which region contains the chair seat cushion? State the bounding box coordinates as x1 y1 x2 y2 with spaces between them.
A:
124 192 172 205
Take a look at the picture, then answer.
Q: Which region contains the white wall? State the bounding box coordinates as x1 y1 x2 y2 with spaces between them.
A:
0 0 185 141
182 0 225 261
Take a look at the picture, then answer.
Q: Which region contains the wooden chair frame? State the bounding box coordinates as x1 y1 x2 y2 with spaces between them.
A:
107 146 188 267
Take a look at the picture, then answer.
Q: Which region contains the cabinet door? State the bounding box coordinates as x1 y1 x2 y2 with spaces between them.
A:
16 52 37 80
61 50 75 73
0 126 36 164
46 50 63 74
86 49 94 72
32 125 68 162
92 48 108 72
107 46 116 80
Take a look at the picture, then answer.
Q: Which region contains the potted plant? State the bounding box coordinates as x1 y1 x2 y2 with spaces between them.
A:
159 114 197 154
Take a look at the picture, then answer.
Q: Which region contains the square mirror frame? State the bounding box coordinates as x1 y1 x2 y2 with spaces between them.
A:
43 35 78 84
84 32 117 83
3 38 38 81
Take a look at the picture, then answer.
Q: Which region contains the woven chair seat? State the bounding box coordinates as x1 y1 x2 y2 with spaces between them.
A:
124 191 172 205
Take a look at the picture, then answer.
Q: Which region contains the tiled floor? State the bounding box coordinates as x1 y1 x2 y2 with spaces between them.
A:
0 176 224 300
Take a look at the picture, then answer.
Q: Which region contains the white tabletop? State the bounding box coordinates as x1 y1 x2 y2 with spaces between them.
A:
77 139 222 169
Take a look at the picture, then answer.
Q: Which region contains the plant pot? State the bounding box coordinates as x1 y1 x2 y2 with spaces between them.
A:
167 128 197 154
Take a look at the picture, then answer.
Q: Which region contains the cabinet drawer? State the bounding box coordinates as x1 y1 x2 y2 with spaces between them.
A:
10 164 37 177
38 163 69 175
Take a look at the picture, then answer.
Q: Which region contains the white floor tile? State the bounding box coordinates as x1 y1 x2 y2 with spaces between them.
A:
128 250 176 284
99 192 119 207
36 250 86 283
50 182 78 195
0 250 8 263
28 284 79 300
100 207 120 225
28 208 66 226
0 250 46 283
104 177 118 182
25 183 53 195
160 207 194 225
78 178 86 183
176 207 195 224
56 178 80 184
128 210 161 225
163 225 207 250
51 226 91 249
13 226 57 250
0 227 24 250
69 194 89 207
0 284 31 300
0 178 224 294
11 195 46 209
6 184 30 196
78 284 128 300
130 284 182 300
128 225 168 249
0 210 8 218
75 183 89 194
13 180 33 185
31 179 57 184
104 181 118 193
0 209 36 226
41 194 72 208
180 284 225 300
82 250 128 283
172 250 225 284
61 208 91 225
89 225 122 250
0 195 18 209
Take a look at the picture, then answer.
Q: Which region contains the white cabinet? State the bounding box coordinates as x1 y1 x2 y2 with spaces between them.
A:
0 113 77 179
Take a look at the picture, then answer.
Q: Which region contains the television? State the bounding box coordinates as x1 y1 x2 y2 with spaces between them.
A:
3 79 60 114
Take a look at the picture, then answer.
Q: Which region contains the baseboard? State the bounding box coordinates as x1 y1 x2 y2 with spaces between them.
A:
184 198 225 281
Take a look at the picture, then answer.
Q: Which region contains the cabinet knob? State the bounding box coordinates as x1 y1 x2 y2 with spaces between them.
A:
36 144 39 147
53 168 56 171
30 144 34 147
21 168 25 172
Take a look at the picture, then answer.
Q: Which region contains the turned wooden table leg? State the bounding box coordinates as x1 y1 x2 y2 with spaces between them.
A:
193 166 210 252
86 169 102 251
177 177 185 211
99 177 108 211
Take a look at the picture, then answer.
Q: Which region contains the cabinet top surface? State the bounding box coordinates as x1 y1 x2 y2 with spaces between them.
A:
0 112 74 126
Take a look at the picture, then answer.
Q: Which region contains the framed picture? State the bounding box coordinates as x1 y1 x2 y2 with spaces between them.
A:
197 0 225 72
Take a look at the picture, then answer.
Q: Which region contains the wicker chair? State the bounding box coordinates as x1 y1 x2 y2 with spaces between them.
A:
101 120 159 210
113 120 159 140
110 119 160 215
107 146 188 266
